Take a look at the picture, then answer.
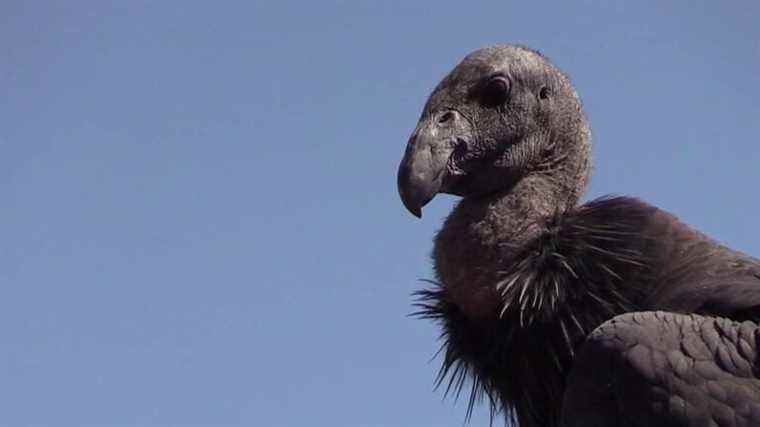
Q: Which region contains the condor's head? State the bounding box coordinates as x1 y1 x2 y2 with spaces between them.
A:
397 45 591 218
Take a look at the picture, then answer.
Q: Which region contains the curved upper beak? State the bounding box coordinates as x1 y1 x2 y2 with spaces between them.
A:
397 131 454 218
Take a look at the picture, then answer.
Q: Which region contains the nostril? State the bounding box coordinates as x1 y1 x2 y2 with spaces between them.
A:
438 111 456 124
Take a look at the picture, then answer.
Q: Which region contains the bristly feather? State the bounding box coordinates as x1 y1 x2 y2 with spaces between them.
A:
414 197 656 427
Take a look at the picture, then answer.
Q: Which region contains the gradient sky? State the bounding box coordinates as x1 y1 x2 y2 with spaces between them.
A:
2 2 760 426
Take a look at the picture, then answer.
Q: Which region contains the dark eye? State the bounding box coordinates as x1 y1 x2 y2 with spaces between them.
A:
482 76 510 107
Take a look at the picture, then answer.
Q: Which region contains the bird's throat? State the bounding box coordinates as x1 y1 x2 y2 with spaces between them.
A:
433 174 567 321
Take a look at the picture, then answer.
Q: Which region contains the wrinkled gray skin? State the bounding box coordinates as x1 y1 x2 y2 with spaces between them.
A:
399 45 760 427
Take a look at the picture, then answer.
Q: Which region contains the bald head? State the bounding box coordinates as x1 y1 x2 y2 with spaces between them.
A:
398 45 590 217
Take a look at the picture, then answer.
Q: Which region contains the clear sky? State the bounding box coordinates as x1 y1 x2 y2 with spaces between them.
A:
2 1 759 426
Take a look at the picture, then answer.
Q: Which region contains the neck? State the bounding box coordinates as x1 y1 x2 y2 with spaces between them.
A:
433 173 580 321
463 172 579 243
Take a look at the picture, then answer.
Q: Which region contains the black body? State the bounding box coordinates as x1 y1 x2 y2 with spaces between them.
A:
398 45 760 426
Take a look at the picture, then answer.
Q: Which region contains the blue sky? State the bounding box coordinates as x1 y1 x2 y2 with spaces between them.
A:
2 1 759 426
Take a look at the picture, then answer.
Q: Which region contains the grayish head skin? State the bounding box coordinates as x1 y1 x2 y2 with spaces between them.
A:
397 45 591 218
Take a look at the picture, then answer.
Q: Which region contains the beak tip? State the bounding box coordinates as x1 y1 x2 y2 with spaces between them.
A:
398 178 424 219
400 197 423 219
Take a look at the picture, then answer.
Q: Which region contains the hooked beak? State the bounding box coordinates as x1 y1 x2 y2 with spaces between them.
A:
397 132 455 218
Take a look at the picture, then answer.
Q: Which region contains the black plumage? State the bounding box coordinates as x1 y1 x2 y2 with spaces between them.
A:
398 45 760 427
